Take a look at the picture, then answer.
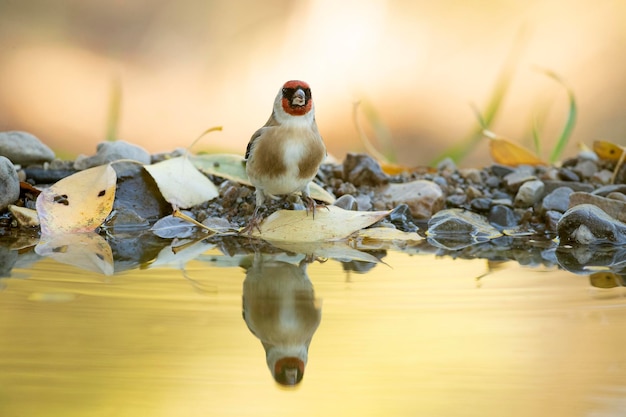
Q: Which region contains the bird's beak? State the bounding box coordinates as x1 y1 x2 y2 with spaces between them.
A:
291 88 306 106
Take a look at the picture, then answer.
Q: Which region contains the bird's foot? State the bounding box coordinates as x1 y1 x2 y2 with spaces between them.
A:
302 195 328 219
243 207 265 235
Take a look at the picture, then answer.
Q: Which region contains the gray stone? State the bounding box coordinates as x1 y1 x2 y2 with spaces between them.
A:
488 205 518 229
342 153 389 187
568 191 626 223
542 187 574 213
557 204 626 245
0 156 20 209
379 180 444 219
514 180 545 207
0 131 55 165
74 140 151 170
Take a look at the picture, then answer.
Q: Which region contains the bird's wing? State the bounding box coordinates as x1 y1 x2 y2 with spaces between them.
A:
245 113 280 160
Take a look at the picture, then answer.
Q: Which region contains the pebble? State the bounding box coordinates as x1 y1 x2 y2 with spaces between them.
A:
557 204 626 245
74 140 151 170
541 186 574 213
568 192 626 223
488 205 518 229
0 131 55 165
379 180 444 219
514 180 545 207
0 156 20 209
342 153 389 187
427 209 502 241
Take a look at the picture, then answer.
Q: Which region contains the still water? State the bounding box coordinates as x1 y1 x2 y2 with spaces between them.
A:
1 241 626 417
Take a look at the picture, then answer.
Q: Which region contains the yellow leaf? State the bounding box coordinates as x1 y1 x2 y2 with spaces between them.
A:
593 140 624 161
489 138 545 166
250 206 390 242
36 164 117 235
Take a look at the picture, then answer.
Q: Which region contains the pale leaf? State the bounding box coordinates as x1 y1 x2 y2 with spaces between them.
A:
36 164 117 235
250 206 390 242
144 156 218 208
355 227 423 242
268 240 383 263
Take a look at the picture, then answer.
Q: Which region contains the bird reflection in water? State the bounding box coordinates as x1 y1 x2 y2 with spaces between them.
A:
242 253 322 386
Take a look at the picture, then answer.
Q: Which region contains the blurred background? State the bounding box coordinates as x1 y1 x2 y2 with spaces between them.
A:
0 0 624 167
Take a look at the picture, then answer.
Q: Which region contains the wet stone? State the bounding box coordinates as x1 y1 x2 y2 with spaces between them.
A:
74 140 151 170
0 156 20 209
504 168 537 192
568 192 626 223
388 204 418 233
342 153 389 187
427 209 502 241
542 186 574 213
557 204 626 245
0 131 55 165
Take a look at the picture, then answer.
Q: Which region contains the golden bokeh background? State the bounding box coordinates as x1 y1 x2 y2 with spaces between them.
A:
0 0 624 166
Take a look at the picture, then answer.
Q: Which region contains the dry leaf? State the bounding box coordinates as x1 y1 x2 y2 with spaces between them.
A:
144 156 218 208
36 164 117 235
355 227 423 242
35 233 114 275
192 153 336 204
8 205 39 228
250 206 390 242
489 137 545 166
593 140 624 161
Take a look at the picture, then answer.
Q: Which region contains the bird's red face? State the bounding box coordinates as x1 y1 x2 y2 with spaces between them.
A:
280 80 313 116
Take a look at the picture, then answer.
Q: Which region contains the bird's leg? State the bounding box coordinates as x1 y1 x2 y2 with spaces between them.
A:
243 190 267 235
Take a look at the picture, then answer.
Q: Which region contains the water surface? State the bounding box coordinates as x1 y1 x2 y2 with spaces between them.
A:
1 247 626 417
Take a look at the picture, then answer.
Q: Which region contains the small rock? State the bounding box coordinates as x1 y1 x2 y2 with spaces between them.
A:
557 204 626 245
591 169 614 185
490 164 515 178
568 191 626 223
607 192 626 202
542 180 594 194
74 140 151 170
504 168 537 192
470 197 492 212
388 204 418 233
446 194 466 207
514 180 545 207
460 168 483 184
542 187 574 213
544 210 562 232
488 205 518 229
437 157 456 174
573 159 598 179
0 131 55 165
342 153 389 187
557 168 580 182
0 156 20 209
591 184 626 197
379 180 444 219
466 185 483 200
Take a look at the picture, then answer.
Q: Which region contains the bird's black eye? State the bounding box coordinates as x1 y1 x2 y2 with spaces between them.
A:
282 87 295 99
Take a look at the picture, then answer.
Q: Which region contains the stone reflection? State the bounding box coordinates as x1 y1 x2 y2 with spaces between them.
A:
242 253 321 386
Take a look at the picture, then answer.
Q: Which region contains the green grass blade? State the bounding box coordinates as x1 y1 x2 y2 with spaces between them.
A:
105 77 122 142
430 27 528 166
538 70 577 163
